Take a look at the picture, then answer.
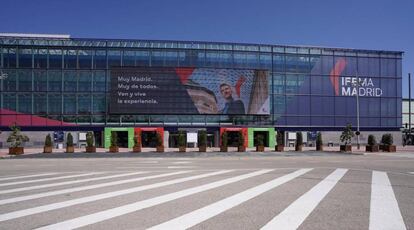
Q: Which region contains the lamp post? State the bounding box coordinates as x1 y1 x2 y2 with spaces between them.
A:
352 73 362 150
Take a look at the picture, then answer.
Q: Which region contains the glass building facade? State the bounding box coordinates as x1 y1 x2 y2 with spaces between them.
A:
0 35 402 131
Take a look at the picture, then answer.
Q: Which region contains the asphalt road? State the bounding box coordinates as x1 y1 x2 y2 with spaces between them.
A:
0 152 413 230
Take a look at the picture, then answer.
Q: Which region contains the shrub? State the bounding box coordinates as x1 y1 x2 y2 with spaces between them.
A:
6 124 29 148
198 130 207 147
110 131 118 147
86 131 94 147
256 134 264 146
316 132 323 147
44 134 53 147
66 133 74 147
178 131 186 147
156 132 163 147
381 133 393 146
221 131 228 147
367 135 377 146
296 132 303 146
238 131 244 147
340 124 354 145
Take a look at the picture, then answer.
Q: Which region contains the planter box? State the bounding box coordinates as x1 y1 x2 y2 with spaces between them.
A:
238 146 246 152
316 145 323 151
275 145 284 152
366 145 379 152
256 145 265 152
85 146 96 153
199 146 207 152
66 146 75 153
156 146 164 153
383 145 396 152
179 146 186 152
220 146 228 152
340 145 352 152
43 146 53 153
132 146 141 153
9 147 24 155
295 145 303 151
109 146 119 153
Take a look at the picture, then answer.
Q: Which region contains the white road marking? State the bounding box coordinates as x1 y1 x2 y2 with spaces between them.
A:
35 169 273 230
0 172 102 187
149 168 312 230
0 170 230 222
167 166 195 169
0 171 147 196
0 173 60 182
369 171 406 230
171 161 192 164
261 168 348 230
0 171 188 205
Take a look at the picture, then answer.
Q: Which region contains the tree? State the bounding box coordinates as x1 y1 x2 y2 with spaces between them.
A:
66 133 74 147
340 124 354 145
44 134 53 147
7 124 29 148
86 131 94 147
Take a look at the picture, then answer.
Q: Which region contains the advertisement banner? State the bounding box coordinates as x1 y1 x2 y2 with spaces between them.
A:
110 67 269 115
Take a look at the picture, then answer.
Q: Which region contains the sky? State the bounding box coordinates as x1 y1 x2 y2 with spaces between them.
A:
1 0 413 97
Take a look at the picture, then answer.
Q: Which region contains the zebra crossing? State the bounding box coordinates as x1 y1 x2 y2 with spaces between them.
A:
0 168 409 230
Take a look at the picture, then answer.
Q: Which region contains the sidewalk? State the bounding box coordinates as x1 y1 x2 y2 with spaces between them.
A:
1 145 414 158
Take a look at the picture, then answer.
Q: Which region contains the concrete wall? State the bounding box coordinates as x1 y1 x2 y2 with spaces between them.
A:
320 131 403 146
0 131 80 148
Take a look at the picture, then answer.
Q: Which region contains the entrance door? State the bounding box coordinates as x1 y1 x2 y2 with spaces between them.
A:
141 131 157 147
114 131 129 148
227 131 240 147
254 131 269 147
168 133 179 148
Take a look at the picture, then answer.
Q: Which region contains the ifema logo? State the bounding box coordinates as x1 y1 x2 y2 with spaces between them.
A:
329 58 383 97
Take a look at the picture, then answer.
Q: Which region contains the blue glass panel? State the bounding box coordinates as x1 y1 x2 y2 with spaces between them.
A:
18 49 32 68
48 71 62 91
108 50 121 67
78 50 93 69
17 93 32 113
63 94 76 114
380 58 396 77
272 55 284 72
48 93 62 114
64 50 77 69
94 50 107 69
78 71 92 92
17 70 32 91
63 71 77 92
34 49 47 68
49 49 63 69
33 93 47 114
77 94 91 114
33 70 47 91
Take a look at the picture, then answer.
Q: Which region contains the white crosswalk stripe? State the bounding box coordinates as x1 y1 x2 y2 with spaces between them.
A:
261 168 348 230
0 170 231 222
0 173 60 182
35 169 273 230
0 171 148 195
0 172 102 187
0 168 408 230
0 171 155 204
148 168 312 230
369 171 406 230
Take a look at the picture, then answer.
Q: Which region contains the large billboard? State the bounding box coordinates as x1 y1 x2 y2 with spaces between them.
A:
110 67 269 115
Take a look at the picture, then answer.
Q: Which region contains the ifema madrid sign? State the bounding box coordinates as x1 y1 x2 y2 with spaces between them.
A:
341 77 383 97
